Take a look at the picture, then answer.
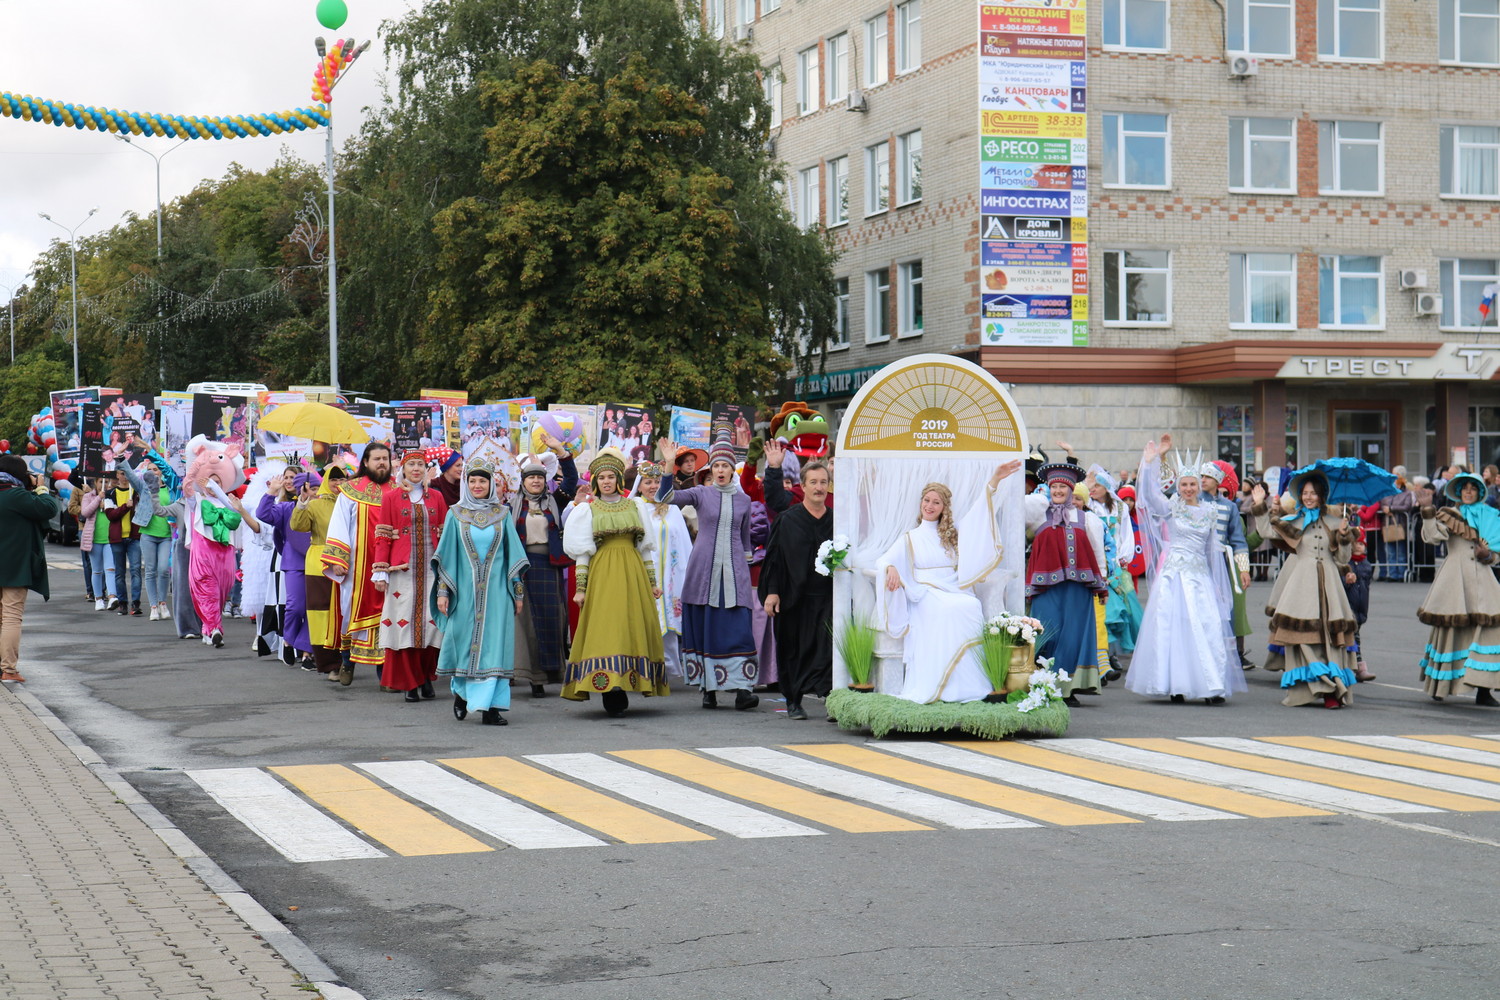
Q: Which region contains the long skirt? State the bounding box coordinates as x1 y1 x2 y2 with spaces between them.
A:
773 594 832 702
1266 643 1358 706
386 647 439 693
751 599 778 686
189 537 236 635
1105 571 1143 654
562 535 667 700
379 566 440 691
171 529 202 638
519 552 568 681
1421 623 1500 698
682 603 759 692
1031 581 1099 682
452 674 511 712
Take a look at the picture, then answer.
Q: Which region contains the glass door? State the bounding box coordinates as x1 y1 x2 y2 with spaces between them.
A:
1334 409 1389 469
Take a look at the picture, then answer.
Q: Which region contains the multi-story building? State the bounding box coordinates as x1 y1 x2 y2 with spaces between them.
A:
737 0 1500 477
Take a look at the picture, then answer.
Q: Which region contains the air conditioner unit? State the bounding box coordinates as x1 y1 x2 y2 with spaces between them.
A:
763 135 777 156
1227 52 1259 77
735 24 752 43
846 87 868 112
1399 269 1428 290
1415 292 1443 316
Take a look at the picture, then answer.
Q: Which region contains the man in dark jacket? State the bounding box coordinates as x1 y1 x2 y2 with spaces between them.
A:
0 455 61 683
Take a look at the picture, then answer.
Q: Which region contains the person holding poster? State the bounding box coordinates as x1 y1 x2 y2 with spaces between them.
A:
656 430 761 711
877 462 1022 704
371 449 450 702
323 444 394 685
561 448 667 717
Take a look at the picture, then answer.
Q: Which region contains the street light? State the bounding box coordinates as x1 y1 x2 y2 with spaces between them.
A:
116 136 188 259
0 279 18 364
38 208 98 387
315 35 371 391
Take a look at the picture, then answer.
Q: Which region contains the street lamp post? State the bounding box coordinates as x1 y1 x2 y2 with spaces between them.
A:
116 136 188 259
0 281 16 364
38 208 98 387
314 36 370 392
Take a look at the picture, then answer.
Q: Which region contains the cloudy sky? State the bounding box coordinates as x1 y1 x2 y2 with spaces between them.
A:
0 0 418 291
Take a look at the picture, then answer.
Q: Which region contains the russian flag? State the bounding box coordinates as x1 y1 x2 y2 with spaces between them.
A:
1482 283 1500 322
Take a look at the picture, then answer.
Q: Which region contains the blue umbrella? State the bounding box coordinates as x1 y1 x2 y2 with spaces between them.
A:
1291 457 1397 506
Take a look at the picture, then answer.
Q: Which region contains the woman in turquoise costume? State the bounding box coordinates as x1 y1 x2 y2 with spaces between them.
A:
432 457 529 726
1416 472 1500 706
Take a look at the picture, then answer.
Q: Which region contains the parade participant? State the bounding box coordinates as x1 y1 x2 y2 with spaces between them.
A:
291 467 346 677
1117 485 1147 586
1343 511 1376 682
562 447 667 716
1416 473 1500 706
0 455 60 684
1097 478 1143 672
323 443 393 686
121 457 175 621
241 463 288 658
1023 462 1108 706
434 457 528 725
1124 438 1243 704
760 458 834 720
103 468 143 616
257 468 317 666
183 440 252 649
81 478 116 610
427 447 463 508
1075 481 1113 690
632 461 691 682
507 434 578 696
371 449 450 702
878 461 1021 704
1200 460 1256 670
673 445 708 490
656 431 761 711
1251 471 1360 709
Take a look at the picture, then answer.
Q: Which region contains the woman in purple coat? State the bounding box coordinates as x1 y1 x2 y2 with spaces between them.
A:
657 430 761 711
256 470 319 668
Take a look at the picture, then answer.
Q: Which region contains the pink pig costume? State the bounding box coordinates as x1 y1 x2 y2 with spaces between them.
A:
182 436 245 646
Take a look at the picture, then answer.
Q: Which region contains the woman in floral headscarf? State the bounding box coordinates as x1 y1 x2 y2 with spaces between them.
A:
1416 472 1500 706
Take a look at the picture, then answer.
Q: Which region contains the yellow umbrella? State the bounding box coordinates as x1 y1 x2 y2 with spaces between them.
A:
257 401 370 442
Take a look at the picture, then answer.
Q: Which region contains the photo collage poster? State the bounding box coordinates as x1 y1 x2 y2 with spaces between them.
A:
597 404 654 466
255 391 309 463
190 393 252 456
457 403 521 490
710 402 755 461
484 397 537 457
419 388 468 450
49 387 98 461
668 406 710 452
156 393 193 476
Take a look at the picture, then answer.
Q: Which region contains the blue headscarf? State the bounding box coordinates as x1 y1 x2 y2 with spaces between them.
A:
1446 473 1500 550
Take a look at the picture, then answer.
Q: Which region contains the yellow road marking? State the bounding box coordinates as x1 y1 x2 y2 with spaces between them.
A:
270 764 491 856
613 749 931 834
949 742 1329 818
441 756 712 845
789 744 1138 826
1262 736 1500 783
1402 734 1500 756
1115 739 1500 812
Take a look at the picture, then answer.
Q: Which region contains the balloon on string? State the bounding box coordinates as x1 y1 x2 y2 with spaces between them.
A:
316 0 349 30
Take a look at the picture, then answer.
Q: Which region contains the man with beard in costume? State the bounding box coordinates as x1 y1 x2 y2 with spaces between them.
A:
323 443 394 686
759 453 833 720
372 449 450 702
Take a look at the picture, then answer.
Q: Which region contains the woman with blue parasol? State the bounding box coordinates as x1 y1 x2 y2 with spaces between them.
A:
1416 473 1500 706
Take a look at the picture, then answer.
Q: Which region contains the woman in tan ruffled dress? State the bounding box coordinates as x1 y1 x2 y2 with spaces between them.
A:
1417 473 1500 706
1251 470 1360 709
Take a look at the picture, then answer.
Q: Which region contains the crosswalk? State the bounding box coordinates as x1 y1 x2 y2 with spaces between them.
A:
183 734 1500 862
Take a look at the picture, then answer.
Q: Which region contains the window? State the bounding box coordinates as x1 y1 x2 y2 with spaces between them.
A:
706 0 725 38
1103 113 1170 188
795 166 819 230
1441 125 1500 198
826 32 850 104
1318 254 1383 328
762 66 782 125
764 0 780 11
1317 0 1381 60
896 0 922 73
1217 404 1300 469
1440 258 1500 330
831 278 850 349
1103 0 1168 50
1228 0 1293 57
827 156 849 225
1443 0 1500 63
897 130 922 204
739 0 755 26
865 141 890 215
1103 250 1171 325
1228 117 1294 193
898 261 923 336
865 12 889 86
866 268 891 343
1470 405 1500 472
797 46 819 115
1318 120 1382 194
1230 252 1295 328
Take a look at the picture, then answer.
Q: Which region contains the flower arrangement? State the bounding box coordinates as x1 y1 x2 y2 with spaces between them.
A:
1013 663 1064 714
834 614 877 688
977 613 1045 692
814 535 852 576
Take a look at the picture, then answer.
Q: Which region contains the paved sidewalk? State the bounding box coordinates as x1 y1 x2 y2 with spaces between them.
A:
0 684 343 1000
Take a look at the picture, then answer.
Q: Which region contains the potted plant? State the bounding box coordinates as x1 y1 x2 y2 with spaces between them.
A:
977 613 1045 702
836 615 877 691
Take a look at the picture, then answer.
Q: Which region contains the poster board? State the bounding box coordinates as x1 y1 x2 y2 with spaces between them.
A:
547 404 596 465
420 388 468 449
597 404 654 466
710 403 755 460
157 392 193 476
668 406 711 451
255 391 309 462
50 388 98 461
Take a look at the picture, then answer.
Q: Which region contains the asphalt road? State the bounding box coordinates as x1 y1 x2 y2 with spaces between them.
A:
18 544 1500 1000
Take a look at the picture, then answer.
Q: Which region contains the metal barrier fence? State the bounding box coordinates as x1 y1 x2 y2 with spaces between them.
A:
1245 508 1441 584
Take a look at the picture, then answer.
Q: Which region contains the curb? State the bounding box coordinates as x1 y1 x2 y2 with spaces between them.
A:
10 685 369 1000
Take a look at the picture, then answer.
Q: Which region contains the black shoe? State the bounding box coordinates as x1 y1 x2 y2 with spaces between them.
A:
1206 696 1226 705
1102 668 1122 685
735 690 760 711
602 690 628 717
1479 688 1500 707
1063 695 1082 708
419 681 435 700
130 601 142 617
116 603 129 616
531 684 548 698
787 703 808 720
481 708 507 725
453 694 468 721
702 690 718 709
1170 694 1185 704
404 690 422 703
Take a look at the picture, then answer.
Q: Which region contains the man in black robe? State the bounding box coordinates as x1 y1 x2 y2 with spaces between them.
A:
759 443 833 720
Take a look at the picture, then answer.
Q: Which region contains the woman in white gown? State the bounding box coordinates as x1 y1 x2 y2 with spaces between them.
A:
878 461 1021 703
1124 436 1243 703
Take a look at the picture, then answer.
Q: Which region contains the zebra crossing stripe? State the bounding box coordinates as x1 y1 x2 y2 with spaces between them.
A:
1049 739 1440 814
186 767 385 863
1394 734 1500 766
1266 736 1500 783
871 742 1238 822
1188 738 1500 808
611 749 931 833
440 756 711 845
269 764 492 856
526 753 824 839
355 761 606 850
699 746 1037 829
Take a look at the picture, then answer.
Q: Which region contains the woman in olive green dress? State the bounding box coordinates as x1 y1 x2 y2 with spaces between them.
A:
561 447 668 716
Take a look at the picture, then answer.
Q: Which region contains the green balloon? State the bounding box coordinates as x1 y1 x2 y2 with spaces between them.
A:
316 0 349 30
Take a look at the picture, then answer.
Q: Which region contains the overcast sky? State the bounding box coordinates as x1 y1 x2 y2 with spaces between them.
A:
0 0 418 291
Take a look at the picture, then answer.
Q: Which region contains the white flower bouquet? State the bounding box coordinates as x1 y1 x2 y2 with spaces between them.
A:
977 613 1045 694
814 534 852 577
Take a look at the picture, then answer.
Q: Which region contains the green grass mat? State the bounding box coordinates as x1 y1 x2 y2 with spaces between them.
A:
824 689 1070 741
